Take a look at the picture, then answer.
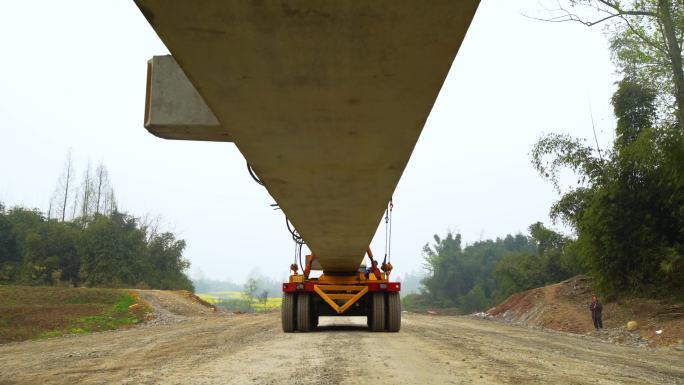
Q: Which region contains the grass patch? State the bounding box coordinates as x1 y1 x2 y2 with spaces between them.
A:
0 286 147 343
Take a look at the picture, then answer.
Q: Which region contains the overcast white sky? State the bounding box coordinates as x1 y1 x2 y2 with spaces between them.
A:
0 1 617 282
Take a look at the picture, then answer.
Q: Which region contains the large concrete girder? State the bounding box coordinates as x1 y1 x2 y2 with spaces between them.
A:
145 55 229 142
135 0 480 272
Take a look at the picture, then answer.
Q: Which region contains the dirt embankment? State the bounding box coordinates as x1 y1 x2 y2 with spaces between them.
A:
134 289 217 324
486 275 684 347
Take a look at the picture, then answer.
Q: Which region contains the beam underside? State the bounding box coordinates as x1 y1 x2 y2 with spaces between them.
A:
134 0 480 272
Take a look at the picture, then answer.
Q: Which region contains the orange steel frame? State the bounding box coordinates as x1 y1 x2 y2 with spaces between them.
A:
282 248 400 315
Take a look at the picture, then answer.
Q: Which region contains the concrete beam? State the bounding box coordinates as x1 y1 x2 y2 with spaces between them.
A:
135 1 480 272
144 55 230 142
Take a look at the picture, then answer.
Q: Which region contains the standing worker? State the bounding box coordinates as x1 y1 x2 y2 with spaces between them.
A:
365 259 382 280
589 295 603 332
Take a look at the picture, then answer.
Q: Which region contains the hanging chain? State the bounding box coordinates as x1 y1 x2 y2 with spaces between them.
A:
384 207 390 263
382 199 394 276
388 199 393 264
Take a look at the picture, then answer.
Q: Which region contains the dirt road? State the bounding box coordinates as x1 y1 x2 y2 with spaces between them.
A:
1 291 682 385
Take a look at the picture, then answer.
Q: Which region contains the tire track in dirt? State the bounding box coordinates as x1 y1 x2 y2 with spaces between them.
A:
188 317 364 385
406 315 684 384
0 315 274 385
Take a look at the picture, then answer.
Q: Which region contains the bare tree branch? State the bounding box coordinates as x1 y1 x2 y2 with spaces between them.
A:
531 0 657 27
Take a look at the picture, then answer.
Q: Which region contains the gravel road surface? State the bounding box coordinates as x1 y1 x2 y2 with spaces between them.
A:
1 291 682 385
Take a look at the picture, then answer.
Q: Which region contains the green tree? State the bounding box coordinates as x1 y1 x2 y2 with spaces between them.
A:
243 278 258 300
21 221 81 285
78 213 147 287
0 199 194 290
612 79 657 147
460 284 488 313
493 223 583 301
2 207 44 282
553 0 684 133
421 233 464 307
0 204 19 281
420 232 538 311
532 79 684 296
494 251 546 300
147 232 193 291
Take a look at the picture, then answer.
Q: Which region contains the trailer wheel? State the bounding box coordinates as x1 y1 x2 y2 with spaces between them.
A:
311 302 319 329
386 292 401 332
282 292 296 333
370 292 385 332
297 292 312 332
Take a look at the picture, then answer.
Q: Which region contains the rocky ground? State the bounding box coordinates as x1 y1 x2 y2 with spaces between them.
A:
134 289 217 325
0 290 683 385
485 275 684 348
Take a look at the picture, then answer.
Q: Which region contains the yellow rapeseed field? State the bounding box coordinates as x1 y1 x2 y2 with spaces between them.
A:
197 292 280 311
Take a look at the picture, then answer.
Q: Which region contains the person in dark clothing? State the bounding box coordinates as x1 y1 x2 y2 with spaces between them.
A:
364 260 382 280
589 295 603 331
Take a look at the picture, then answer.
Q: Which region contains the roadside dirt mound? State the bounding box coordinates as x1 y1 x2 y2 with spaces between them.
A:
134 290 218 324
487 275 684 347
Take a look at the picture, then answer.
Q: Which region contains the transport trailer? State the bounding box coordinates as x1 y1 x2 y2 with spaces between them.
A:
133 2 480 335
282 249 401 332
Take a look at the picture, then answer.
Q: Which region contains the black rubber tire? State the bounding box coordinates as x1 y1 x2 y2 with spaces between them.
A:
282 292 296 333
311 303 319 329
370 292 386 332
386 292 401 332
297 293 312 332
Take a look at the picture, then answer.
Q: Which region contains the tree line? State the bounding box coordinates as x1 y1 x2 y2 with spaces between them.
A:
405 223 583 313
0 155 193 291
0 203 193 290
193 273 283 298
412 1 684 311
532 0 684 297
531 79 684 297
